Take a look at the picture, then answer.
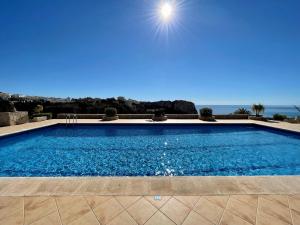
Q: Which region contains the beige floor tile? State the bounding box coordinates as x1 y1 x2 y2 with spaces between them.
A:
0 196 23 218
0 197 24 225
226 197 257 225
256 211 291 225
182 211 213 225
144 196 171 209
144 211 176 225
193 196 224 224
115 196 141 208
92 197 124 225
231 195 258 207
203 195 229 208
160 197 190 225
289 195 300 212
85 196 112 209
30 211 62 225
56 196 91 225
127 197 157 225
258 197 292 225
174 196 200 208
1 211 25 225
262 195 289 208
291 209 300 225
220 211 252 225
24 197 57 225
68 211 100 225
107 211 137 225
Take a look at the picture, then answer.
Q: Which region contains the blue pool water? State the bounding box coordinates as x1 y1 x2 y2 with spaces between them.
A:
0 124 300 176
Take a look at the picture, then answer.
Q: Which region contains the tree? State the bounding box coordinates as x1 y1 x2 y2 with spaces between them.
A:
252 104 265 117
234 108 250 115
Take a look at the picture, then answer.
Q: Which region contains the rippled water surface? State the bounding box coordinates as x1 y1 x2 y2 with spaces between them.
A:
0 124 300 176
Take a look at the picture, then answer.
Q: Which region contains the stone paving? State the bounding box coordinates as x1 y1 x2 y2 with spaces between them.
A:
1 194 300 225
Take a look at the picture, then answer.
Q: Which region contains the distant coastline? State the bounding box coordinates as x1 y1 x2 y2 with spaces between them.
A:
196 105 300 118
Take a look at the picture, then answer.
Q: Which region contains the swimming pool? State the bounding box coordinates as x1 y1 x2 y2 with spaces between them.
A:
0 124 300 176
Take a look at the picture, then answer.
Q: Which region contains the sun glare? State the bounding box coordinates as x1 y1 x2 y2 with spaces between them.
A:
146 0 185 39
160 2 174 22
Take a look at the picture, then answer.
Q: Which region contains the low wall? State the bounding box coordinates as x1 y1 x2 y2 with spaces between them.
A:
118 114 152 119
31 116 47 122
57 114 105 119
166 114 199 119
0 112 29 126
57 113 199 119
214 114 249 119
57 113 250 120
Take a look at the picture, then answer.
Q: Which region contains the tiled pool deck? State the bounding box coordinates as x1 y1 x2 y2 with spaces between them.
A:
1 119 300 225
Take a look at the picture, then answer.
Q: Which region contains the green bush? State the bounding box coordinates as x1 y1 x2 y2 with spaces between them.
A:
0 100 16 112
154 109 165 117
200 107 213 117
32 113 52 119
273 114 287 121
234 108 250 115
104 107 117 117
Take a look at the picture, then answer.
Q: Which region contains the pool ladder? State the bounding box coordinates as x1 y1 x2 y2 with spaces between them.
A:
66 114 78 126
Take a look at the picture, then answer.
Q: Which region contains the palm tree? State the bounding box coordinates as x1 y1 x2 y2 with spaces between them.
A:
234 108 250 115
252 104 265 117
295 105 300 113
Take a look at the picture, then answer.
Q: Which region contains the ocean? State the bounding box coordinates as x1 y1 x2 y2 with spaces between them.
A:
196 105 300 118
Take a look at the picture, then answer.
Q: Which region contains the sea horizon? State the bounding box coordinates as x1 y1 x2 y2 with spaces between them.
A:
196 105 300 118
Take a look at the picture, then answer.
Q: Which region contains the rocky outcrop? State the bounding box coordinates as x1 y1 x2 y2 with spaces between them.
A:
0 96 197 118
173 100 197 114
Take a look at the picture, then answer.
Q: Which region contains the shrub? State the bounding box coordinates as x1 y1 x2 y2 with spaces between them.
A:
273 114 287 121
34 104 43 113
234 108 250 115
104 107 117 117
200 107 213 117
32 113 52 119
0 100 16 112
154 109 165 117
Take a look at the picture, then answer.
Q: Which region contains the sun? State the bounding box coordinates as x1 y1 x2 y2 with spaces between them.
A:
147 0 183 38
159 2 174 22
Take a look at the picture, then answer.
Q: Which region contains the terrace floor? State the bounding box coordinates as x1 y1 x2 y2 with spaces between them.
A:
1 119 300 225
1 194 300 225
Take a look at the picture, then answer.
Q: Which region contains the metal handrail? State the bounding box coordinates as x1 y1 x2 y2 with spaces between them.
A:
66 114 77 126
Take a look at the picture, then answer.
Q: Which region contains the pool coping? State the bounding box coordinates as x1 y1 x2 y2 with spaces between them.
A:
0 176 300 196
0 119 300 196
0 119 299 138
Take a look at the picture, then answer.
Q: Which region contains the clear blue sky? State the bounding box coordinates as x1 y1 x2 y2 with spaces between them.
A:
0 0 299 104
